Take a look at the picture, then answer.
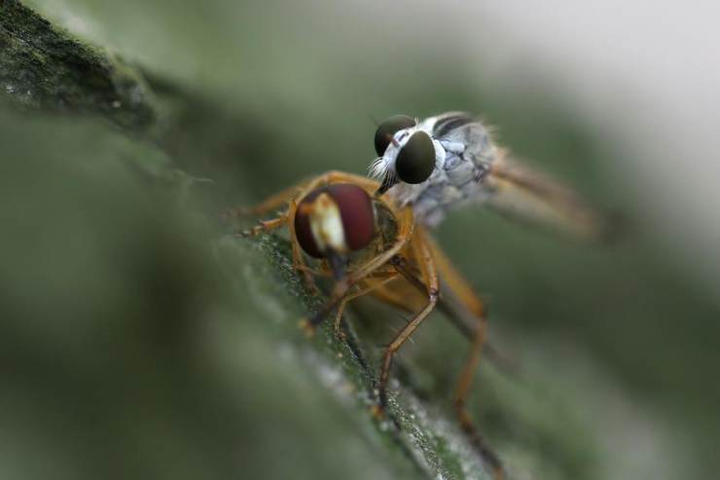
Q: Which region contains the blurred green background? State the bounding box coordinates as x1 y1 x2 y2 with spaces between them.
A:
1 0 717 478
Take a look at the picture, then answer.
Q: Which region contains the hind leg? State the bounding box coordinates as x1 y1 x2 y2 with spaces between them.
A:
423 236 504 479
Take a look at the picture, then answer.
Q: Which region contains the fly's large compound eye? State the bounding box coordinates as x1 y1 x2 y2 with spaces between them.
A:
326 184 375 251
374 115 416 156
395 131 435 184
294 184 375 258
294 189 324 258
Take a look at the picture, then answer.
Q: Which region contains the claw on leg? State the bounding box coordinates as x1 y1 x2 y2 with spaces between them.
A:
454 400 505 480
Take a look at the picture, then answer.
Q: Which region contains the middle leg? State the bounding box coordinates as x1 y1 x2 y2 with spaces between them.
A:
333 272 400 338
376 230 438 412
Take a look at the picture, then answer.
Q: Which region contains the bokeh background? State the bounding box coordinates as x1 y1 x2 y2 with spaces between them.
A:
2 0 719 479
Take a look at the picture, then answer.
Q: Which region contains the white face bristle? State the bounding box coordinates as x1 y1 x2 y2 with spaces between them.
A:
368 156 388 180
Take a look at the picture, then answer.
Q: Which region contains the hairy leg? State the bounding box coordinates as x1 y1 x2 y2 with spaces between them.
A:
333 273 399 338
376 230 438 411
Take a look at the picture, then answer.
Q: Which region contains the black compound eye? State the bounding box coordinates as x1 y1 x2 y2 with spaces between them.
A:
374 115 416 156
395 131 435 184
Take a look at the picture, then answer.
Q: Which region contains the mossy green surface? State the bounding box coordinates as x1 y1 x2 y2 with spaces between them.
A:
0 0 154 131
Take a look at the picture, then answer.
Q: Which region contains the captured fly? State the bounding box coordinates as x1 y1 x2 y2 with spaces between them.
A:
369 112 613 240
226 171 504 478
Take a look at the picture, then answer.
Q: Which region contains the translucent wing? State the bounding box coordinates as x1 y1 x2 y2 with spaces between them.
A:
483 152 619 242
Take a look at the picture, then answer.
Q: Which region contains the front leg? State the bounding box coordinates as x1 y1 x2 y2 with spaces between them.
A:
235 216 288 237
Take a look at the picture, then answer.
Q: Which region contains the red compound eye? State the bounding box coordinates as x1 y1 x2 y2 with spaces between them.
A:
293 184 375 258
294 189 324 258
326 184 375 251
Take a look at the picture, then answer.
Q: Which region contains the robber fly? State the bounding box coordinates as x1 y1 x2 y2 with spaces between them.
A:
370 112 612 239
225 171 505 479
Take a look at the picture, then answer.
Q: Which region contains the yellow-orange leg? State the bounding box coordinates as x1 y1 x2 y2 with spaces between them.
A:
371 256 516 375
234 206 322 295
333 273 400 338
236 216 287 237
423 233 485 318
376 229 438 411
424 235 504 479
452 315 505 479
386 240 503 478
